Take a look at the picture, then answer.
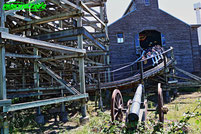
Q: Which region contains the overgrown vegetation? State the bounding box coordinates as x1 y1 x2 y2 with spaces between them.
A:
5 93 201 134
68 97 201 134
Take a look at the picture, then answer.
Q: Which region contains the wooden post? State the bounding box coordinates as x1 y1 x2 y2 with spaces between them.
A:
106 45 111 82
0 46 6 101
140 61 146 103
77 1 87 119
163 53 168 84
34 48 41 110
59 20 66 117
97 71 103 110
0 1 9 133
140 61 144 84
0 0 5 28
170 47 175 61
22 67 26 88
163 53 170 103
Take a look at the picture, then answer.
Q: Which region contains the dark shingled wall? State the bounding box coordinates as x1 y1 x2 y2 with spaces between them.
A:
108 0 200 76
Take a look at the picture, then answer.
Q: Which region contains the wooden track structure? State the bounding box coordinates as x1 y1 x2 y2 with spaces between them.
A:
0 1 109 130
101 59 173 90
87 47 175 91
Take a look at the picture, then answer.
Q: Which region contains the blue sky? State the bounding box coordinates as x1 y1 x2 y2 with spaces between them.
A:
107 0 201 25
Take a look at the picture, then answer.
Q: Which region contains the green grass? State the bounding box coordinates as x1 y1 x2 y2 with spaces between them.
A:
65 110 112 134
67 92 201 134
7 93 201 134
165 94 201 133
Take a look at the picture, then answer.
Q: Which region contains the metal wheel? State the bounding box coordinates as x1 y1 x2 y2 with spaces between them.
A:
111 89 124 122
158 83 164 123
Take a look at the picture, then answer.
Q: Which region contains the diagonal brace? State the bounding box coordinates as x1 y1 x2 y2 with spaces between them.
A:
37 61 80 95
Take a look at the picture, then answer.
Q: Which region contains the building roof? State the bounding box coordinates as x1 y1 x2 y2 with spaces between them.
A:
190 24 201 28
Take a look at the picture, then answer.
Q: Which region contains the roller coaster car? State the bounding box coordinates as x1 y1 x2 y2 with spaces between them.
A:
142 53 165 72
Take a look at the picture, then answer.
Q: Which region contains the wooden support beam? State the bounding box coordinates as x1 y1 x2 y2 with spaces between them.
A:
0 46 6 100
80 1 105 27
11 12 82 32
175 67 201 82
34 25 53 33
83 29 106 51
85 58 104 66
32 27 83 40
31 28 106 51
32 27 105 41
48 0 71 10
76 6 87 118
11 13 32 21
37 62 80 95
84 2 104 7
5 52 41 58
8 92 43 99
3 93 88 112
7 86 65 92
1 32 86 53
0 99 11 107
40 54 81 62
82 18 102 31
60 0 82 10
28 11 82 25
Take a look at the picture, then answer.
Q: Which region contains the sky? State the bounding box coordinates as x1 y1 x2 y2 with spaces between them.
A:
107 0 201 25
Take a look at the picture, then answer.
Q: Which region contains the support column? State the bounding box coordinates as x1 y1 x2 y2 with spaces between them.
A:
163 53 170 103
34 48 44 124
0 1 9 133
0 46 8 134
59 71 68 122
105 45 111 107
97 71 103 110
0 46 6 101
0 0 5 28
22 67 26 88
76 2 88 122
140 61 146 103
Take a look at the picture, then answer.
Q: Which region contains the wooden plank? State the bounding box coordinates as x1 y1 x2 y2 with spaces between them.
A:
3 93 88 112
32 27 83 41
175 67 201 82
27 11 82 25
39 54 81 62
1 32 86 54
80 1 105 27
83 29 106 51
11 12 82 32
32 27 105 41
0 46 6 100
5 53 41 58
0 99 11 107
12 14 32 21
8 92 43 99
60 0 81 10
31 27 105 51
7 86 65 92
37 62 80 95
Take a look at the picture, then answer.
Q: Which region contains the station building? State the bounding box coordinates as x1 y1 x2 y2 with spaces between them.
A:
108 0 201 76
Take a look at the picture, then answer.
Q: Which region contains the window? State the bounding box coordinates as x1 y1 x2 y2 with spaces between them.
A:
117 33 124 43
144 0 150 6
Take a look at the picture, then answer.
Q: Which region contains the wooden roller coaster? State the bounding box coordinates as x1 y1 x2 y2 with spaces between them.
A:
1 0 201 133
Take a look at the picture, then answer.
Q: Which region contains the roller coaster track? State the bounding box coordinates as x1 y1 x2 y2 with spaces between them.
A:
87 47 175 91
100 59 173 90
